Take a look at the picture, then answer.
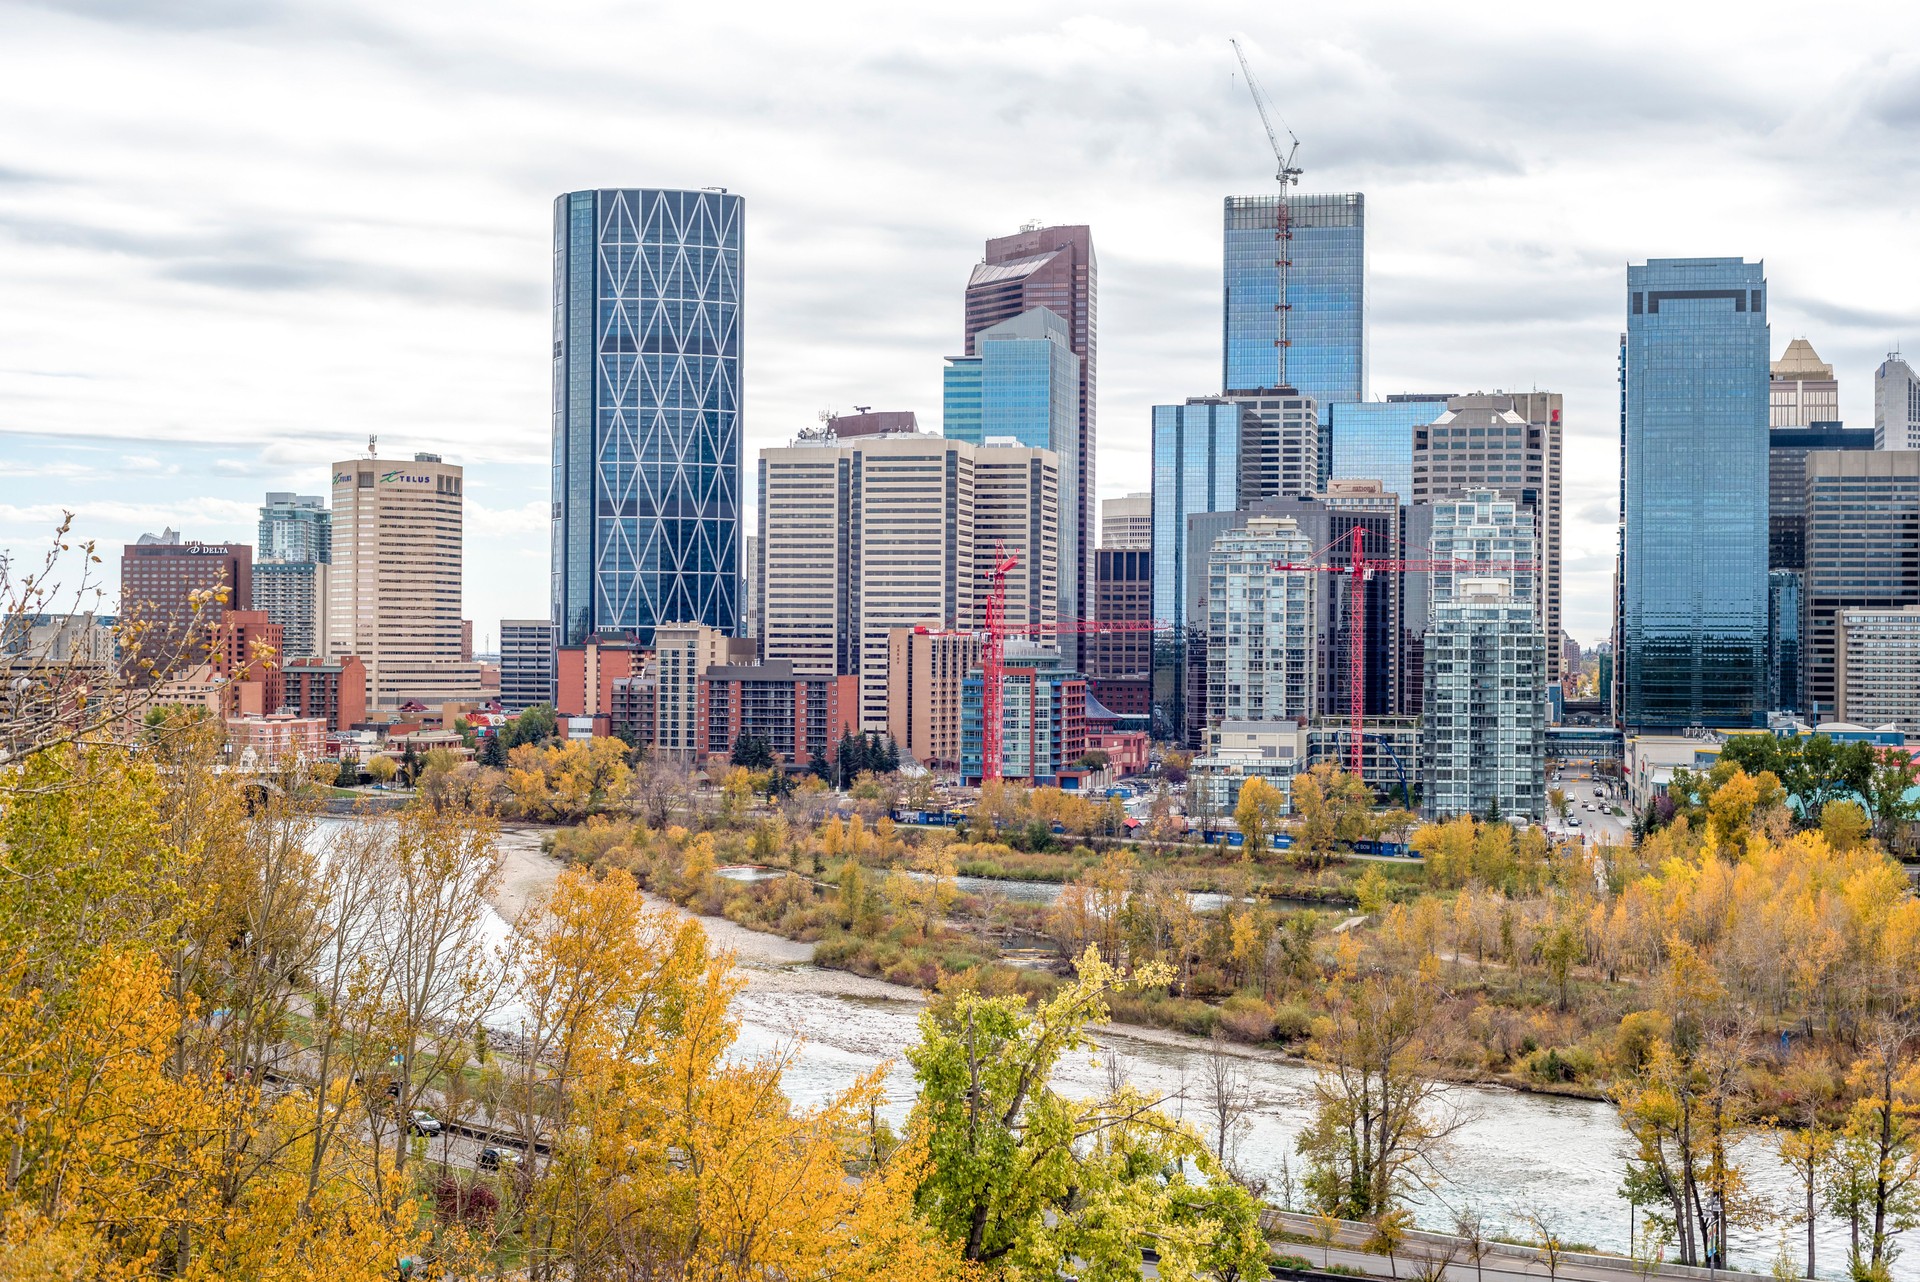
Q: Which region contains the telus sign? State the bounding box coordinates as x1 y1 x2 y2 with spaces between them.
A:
379 470 433 485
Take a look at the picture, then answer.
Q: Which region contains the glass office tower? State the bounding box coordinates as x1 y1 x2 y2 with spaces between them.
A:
1326 397 1451 499
1620 258 1769 730
943 307 1084 636
1223 193 1365 406
1151 398 1241 741
551 188 742 647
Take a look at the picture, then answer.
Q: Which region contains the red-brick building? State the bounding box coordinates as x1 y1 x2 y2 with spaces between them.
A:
284 655 369 732
118 532 252 680
213 610 284 715
701 661 856 767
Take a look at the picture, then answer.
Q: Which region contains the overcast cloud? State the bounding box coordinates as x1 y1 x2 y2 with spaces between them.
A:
4 0 1920 643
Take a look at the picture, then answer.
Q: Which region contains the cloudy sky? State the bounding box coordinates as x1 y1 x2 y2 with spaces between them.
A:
4 0 1919 646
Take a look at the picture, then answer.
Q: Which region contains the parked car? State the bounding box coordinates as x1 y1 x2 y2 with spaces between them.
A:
408 1110 443 1137
477 1146 523 1172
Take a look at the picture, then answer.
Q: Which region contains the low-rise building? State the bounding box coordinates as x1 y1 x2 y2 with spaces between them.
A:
225 712 328 767
1191 719 1308 816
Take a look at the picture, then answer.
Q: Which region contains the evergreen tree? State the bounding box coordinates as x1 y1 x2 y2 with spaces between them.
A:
333 757 359 788
480 732 507 769
835 729 862 789
807 750 832 782
731 733 774 770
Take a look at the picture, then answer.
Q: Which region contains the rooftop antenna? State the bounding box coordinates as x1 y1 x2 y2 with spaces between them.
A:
368 434 378 458
1230 36 1303 390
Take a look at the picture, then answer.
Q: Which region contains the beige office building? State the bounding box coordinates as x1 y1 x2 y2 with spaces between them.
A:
1835 605 1920 734
653 623 753 764
886 625 982 769
1100 492 1151 549
1411 391 1564 684
328 452 483 707
1770 338 1840 428
758 430 1058 732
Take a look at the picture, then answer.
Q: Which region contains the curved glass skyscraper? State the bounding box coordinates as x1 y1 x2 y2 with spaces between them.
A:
551 188 742 646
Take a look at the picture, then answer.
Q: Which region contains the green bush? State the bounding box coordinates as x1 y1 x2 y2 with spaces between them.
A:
1271 1001 1316 1042
1217 994 1275 1043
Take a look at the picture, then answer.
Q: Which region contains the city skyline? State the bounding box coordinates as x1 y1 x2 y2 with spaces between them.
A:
5 4 1920 644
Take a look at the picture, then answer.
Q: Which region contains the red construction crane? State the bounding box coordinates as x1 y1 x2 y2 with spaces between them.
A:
978 544 1168 783
981 544 1021 785
1273 525 1534 776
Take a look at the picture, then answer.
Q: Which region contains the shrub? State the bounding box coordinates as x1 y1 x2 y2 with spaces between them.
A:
1217 994 1276 1043
433 1176 499 1228
1270 1001 1316 1042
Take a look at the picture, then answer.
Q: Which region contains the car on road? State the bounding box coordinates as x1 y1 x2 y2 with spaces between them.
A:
477 1146 523 1173
408 1110 443 1137
1568 817 1582 827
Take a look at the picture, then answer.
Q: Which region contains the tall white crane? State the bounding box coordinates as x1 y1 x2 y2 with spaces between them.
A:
1230 38 1301 390
1230 37 1302 186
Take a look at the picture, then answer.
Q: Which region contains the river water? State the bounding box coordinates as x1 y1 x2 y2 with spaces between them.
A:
324 820 1883 1277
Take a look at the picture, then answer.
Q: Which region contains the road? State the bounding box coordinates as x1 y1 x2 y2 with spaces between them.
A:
1255 1212 1769 1282
1548 765 1631 848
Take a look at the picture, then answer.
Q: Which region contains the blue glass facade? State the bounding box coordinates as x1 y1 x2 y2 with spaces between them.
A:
1326 399 1449 500
1224 193 1365 407
1620 258 1769 730
944 307 1083 631
551 188 741 646
1151 399 1241 740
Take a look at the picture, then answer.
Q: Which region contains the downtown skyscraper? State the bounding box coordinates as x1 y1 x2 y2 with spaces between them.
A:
551 188 742 647
1619 258 1770 730
1222 193 1365 406
963 225 1095 640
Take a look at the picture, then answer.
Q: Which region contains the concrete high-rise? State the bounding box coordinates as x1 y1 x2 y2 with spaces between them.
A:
1834 605 1920 734
944 307 1083 640
1230 388 1319 505
253 561 329 661
965 225 1095 648
258 493 331 563
255 491 332 662
1100 492 1150 550
328 452 482 707
1412 392 1563 685
1150 398 1242 741
1422 578 1546 820
757 430 1058 733
1087 548 1151 718
551 188 742 648
1770 339 1839 427
1204 517 1317 732
1766 423 1873 712
500 619 556 713
1802 450 1920 721
1223 193 1365 408
1875 353 1920 451
1619 259 1769 731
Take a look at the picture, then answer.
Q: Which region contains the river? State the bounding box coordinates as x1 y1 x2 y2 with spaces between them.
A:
326 819 1884 1277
